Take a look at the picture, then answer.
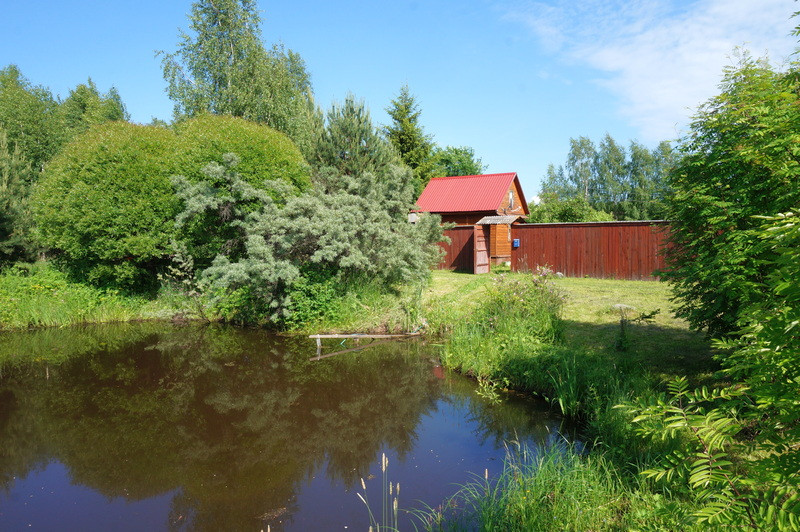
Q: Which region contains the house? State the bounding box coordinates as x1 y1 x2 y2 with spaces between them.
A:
415 173 529 265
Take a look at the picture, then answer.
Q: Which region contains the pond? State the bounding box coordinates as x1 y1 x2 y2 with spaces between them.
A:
0 323 575 531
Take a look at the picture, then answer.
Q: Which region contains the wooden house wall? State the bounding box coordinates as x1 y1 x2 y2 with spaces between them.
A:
489 224 512 261
440 213 492 225
510 221 669 280
497 179 527 217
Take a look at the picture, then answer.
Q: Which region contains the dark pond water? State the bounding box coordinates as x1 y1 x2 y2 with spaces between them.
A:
0 323 574 531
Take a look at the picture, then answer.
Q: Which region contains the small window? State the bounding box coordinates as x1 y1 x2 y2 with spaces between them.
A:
508 191 514 209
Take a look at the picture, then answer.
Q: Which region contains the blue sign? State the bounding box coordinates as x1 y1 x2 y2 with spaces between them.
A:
512 238 520 249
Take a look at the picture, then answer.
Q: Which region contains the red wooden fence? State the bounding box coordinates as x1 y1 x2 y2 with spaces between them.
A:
438 226 475 272
510 221 669 280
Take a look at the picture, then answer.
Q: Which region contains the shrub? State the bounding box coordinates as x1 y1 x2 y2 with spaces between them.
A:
32 122 176 290
32 116 310 291
663 55 800 335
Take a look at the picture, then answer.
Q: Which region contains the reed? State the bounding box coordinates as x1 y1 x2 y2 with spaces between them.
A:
357 452 400 532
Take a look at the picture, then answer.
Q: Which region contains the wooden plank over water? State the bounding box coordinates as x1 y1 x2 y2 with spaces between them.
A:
309 333 422 360
309 333 421 340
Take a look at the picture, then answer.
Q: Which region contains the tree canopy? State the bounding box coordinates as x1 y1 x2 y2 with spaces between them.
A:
32 116 310 290
430 145 487 178
663 53 800 335
0 65 61 171
159 0 321 158
541 134 675 220
384 84 434 191
526 194 613 223
312 95 400 181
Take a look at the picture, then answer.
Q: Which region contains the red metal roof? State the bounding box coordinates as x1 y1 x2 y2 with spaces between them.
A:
416 173 527 213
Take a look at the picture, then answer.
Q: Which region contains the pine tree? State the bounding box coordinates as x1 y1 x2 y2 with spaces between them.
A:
314 95 399 181
0 128 35 262
384 85 434 190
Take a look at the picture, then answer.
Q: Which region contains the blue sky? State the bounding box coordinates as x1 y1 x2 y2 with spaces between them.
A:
1 0 797 196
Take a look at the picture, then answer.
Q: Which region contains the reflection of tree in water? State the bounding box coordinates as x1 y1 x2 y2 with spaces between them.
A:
0 323 443 530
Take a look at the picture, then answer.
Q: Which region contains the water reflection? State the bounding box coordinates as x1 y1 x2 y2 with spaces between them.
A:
0 323 572 530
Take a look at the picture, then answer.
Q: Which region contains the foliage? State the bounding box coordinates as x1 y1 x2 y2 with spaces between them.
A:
714 212 800 525
313 94 400 179
159 0 321 158
57 78 128 141
541 134 675 221
32 121 177 290
171 153 442 325
429 145 487 178
526 193 613 223
0 129 36 263
622 376 800 529
32 116 309 291
443 269 565 381
384 84 435 192
619 214 800 529
0 65 61 171
662 54 800 335
0 262 161 329
418 442 630 531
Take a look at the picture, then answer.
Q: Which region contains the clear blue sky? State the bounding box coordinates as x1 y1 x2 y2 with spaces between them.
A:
1 0 796 197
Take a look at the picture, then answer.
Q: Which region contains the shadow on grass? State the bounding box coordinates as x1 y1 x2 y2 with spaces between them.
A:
560 318 719 387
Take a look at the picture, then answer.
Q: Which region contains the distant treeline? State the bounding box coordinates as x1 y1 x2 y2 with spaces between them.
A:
532 135 677 222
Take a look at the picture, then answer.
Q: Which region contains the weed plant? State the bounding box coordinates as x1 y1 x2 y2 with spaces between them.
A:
442 269 564 378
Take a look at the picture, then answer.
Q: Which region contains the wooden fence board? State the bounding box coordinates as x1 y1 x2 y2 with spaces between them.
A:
510 221 669 280
438 226 474 272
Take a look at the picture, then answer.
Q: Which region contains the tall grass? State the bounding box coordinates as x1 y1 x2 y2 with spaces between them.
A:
415 441 703 532
416 442 627 531
357 453 400 532
0 262 182 330
441 272 564 377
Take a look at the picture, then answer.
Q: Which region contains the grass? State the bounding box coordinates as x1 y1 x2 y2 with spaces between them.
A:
411 270 718 529
0 262 189 330
416 441 703 532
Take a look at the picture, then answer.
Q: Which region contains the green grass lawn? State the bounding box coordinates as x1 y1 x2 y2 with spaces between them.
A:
425 270 716 384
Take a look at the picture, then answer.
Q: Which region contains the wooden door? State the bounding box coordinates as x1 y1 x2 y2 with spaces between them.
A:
473 225 489 274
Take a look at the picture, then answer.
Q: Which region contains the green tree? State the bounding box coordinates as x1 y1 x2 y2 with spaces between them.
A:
0 65 61 171
593 133 627 214
526 194 613 223
541 135 675 220
540 163 570 198
32 116 310 290
384 84 434 190
313 95 399 180
0 129 36 263
58 79 128 141
429 145 487 177
160 0 321 158
663 53 800 335
566 136 596 200
175 154 441 324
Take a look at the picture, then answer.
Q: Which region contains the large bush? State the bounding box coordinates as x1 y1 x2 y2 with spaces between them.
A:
32 116 310 290
663 55 800 335
172 155 443 325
